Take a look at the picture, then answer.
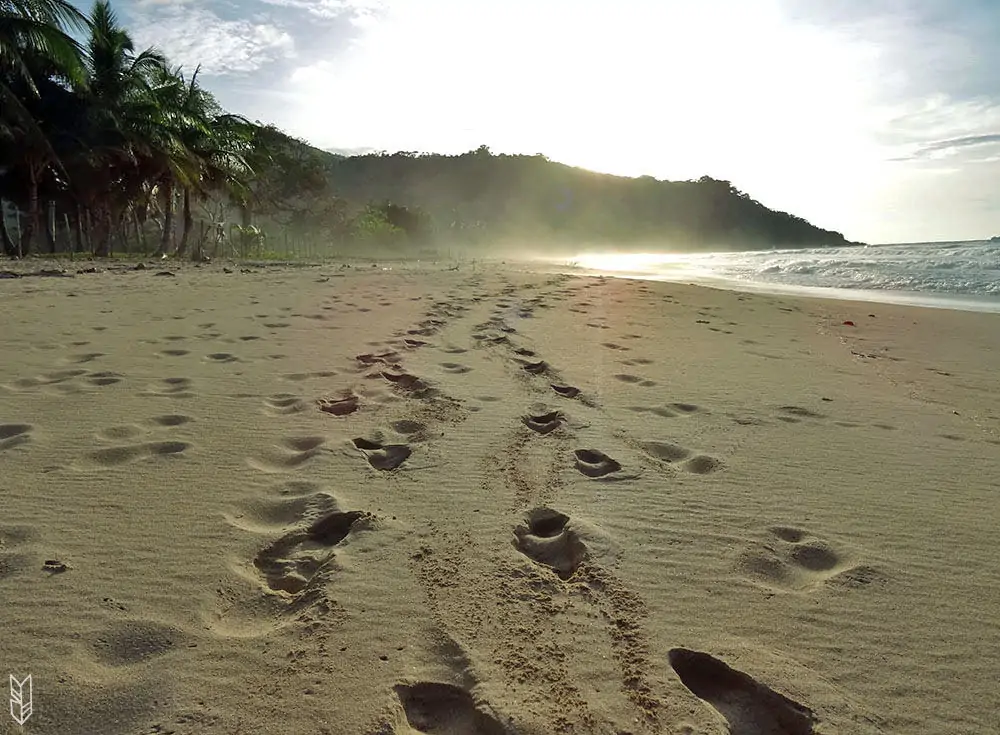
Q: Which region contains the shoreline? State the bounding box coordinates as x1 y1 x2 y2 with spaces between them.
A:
556 266 1000 314
0 260 997 733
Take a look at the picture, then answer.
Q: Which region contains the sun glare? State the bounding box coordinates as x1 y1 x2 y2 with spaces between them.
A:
280 0 890 239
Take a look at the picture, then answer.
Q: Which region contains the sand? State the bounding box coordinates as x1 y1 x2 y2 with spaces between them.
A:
0 259 998 734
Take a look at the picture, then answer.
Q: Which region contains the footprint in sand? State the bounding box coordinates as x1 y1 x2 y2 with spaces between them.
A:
357 351 401 368
247 436 326 474
86 371 124 386
551 384 581 399
394 682 507 735
776 406 826 424
226 487 340 533
318 394 360 416
522 411 564 435
391 420 427 437
206 352 239 363
628 404 692 418
573 449 622 478
283 370 337 382
64 352 105 364
98 424 145 441
265 393 306 415
669 648 816 735
683 455 723 474
440 362 471 374
737 527 882 591
352 437 411 470
0 424 33 451
254 510 369 594
0 525 36 579
144 377 194 399
159 348 190 357
614 374 657 387
379 370 435 397
640 441 722 474
149 414 193 428
520 360 549 375
89 620 182 666
641 440 691 462
513 507 588 580
6 368 85 391
82 440 190 468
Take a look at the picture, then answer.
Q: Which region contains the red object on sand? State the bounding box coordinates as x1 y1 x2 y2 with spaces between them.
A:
842 320 855 326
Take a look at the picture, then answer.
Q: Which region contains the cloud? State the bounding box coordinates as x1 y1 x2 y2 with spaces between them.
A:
782 0 1000 103
128 4 295 75
903 133 1000 161
257 0 385 25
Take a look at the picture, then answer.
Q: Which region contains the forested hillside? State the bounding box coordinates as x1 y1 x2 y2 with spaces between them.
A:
321 146 856 251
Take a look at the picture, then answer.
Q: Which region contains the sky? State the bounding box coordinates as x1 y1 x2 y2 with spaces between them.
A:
87 0 1000 244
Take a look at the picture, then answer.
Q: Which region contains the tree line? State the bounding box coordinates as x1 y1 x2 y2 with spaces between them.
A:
0 0 421 260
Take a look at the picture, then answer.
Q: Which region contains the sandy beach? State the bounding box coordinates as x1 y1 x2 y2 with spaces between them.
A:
0 259 998 735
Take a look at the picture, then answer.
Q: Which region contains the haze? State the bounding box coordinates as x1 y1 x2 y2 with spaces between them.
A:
111 0 1000 245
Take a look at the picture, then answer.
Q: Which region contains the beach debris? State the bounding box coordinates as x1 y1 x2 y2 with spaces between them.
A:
842 320 855 326
43 560 69 574
154 271 176 277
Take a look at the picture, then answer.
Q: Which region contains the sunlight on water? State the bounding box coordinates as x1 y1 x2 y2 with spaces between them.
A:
571 252 690 272
551 242 1000 314
562 251 715 281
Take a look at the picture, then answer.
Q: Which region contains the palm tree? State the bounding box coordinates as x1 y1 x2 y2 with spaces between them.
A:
170 72 254 258
77 0 187 255
0 0 88 255
0 0 87 126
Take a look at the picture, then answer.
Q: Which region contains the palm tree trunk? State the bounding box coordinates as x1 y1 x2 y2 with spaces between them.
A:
176 187 192 257
157 180 175 256
18 163 41 257
0 199 16 257
239 202 252 256
44 201 57 254
133 209 146 253
92 206 110 257
73 205 85 255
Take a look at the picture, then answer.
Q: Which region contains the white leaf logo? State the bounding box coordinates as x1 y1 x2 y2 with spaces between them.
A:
9 674 32 725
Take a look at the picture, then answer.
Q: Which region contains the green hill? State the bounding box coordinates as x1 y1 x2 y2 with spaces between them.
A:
314 145 858 252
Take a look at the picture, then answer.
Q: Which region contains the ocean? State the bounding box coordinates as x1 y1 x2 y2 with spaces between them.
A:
563 240 1000 313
